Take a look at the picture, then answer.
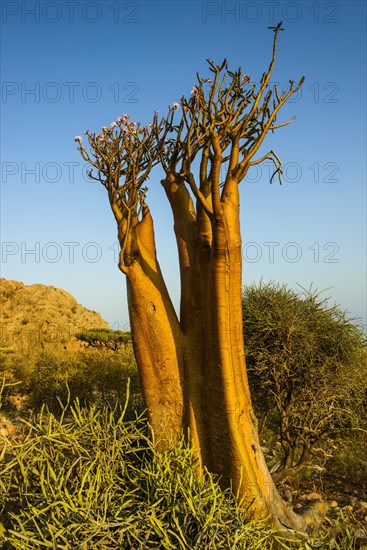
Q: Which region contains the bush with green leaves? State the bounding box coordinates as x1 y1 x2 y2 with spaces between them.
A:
0 345 142 415
27 346 141 414
0 386 277 549
242 281 367 483
1 384 365 549
0 350 34 407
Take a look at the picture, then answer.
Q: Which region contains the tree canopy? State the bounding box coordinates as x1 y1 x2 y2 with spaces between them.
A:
75 328 132 352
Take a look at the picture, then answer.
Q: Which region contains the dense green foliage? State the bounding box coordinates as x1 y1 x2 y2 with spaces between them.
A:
0 284 366 547
0 346 142 415
243 281 367 481
0 386 280 549
1 385 365 549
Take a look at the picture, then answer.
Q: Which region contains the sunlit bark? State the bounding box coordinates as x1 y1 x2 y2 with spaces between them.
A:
123 207 184 446
77 23 307 531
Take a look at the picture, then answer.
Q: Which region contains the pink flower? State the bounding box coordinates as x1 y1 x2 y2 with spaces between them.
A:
102 126 108 133
74 135 82 143
111 122 118 127
173 102 180 110
83 130 89 135
117 116 126 124
123 113 130 119
242 74 251 84
122 127 129 134
191 86 198 96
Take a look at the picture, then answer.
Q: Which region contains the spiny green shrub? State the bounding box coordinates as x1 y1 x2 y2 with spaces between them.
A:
0 385 278 549
1 382 366 549
242 281 367 482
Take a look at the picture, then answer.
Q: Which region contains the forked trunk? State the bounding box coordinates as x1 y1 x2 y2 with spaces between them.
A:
80 32 308 533
123 182 306 531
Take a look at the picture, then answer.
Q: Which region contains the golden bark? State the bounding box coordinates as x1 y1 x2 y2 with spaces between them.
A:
161 172 211 467
120 206 184 447
78 28 308 531
203 186 306 530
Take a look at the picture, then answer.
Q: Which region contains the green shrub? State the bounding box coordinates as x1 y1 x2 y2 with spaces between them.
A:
29 351 93 410
0 343 142 416
325 432 367 496
243 281 367 482
27 347 142 415
0 351 34 407
1 385 365 548
0 390 279 549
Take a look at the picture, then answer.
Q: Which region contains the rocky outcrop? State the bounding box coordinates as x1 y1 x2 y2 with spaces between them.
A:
0 278 109 354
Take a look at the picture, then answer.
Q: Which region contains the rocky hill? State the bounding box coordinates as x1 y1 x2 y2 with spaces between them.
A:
0 278 109 354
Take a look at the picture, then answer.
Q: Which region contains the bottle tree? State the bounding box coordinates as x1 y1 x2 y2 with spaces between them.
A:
76 24 306 530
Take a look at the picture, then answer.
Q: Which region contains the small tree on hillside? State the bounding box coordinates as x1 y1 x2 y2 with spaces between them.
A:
76 24 307 530
243 281 367 483
76 328 131 352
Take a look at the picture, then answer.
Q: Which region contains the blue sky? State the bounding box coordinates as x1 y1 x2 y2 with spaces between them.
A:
1 0 366 330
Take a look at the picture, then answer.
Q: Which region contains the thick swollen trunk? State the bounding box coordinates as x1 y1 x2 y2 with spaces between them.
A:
120 207 184 447
161 174 211 467
126 263 184 446
117 184 306 531
203 193 306 531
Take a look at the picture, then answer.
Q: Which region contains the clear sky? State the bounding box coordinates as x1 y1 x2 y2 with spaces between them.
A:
1 0 366 330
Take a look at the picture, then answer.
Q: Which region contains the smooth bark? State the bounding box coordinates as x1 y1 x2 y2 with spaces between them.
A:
120 206 184 446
